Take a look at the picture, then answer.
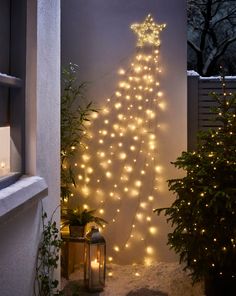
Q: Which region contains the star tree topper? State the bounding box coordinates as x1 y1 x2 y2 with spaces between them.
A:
131 14 166 47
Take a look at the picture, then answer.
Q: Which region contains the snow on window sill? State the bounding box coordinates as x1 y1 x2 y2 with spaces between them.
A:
0 175 48 218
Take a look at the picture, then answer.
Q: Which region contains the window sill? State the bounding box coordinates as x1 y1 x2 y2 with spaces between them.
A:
0 175 48 218
0 72 23 88
0 173 22 190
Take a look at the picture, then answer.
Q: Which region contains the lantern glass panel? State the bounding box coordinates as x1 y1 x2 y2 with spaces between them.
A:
99 244 105 285
84 227 106 292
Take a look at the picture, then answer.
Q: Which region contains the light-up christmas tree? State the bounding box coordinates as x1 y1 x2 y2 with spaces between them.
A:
76 15 166 264
155 76 236 295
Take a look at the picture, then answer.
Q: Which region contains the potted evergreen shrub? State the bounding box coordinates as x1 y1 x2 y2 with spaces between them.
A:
61 208 107 237
155 77 236 296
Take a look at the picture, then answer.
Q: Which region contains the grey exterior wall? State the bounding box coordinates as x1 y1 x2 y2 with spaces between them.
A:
0 0 60 295
61 0 187 264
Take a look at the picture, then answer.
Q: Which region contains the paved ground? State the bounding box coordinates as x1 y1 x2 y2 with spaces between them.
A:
61 262 205 296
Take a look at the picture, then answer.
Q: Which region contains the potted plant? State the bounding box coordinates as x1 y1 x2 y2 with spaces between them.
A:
61 208 107 237
155 77 236 296
61 63 97 202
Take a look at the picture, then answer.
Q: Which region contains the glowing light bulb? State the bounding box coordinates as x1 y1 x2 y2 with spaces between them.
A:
144 257 152 266
135 180 142 187
136 213 143 220
106 171 112 178
118 68 125 75
125 166 133 172
114 246 120 252
146 246 154 255
149 227 157 234
115 102 122 109
158 102 166 110
140 202 147 209
82 154 90 162
87 167 93 174
155 166 162 173
92 112 98 119
130 189 139 197
118 114 124 120
134 66 142 73
119 152 127 160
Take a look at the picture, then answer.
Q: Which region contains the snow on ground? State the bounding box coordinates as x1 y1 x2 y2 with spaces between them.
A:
62 262 205 296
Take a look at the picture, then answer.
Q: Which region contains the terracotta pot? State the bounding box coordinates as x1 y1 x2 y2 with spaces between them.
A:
205 276 236 296
69 225 85 237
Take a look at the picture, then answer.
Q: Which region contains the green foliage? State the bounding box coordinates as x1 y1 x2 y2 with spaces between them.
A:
61 63 97 201
155 78 236 282
35 207 63 296
61 207 107 227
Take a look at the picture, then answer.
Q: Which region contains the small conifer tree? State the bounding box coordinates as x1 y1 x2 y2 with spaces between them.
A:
155 76 236 282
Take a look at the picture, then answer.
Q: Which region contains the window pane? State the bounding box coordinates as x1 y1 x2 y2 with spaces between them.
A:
0 0 10 74
0 126 10 177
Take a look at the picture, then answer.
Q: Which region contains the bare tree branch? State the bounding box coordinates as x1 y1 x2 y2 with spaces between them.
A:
188 40 201 53
188 0 236 75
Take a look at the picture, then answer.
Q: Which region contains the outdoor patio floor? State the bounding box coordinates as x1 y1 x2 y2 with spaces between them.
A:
62 262 205 296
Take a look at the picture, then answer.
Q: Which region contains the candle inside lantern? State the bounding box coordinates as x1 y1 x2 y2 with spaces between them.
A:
91 259 99 285
0 161 7 176
0 127 10 177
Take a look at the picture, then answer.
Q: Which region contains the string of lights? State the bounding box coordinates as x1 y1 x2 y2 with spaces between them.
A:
73 14 167 265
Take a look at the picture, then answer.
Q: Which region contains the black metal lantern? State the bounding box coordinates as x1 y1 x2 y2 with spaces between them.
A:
84 226 106 292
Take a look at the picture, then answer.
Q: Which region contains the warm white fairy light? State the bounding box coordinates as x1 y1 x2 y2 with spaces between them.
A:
114 246 120 252
149 226 158 235
146 246 154 255
73 14 166 265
